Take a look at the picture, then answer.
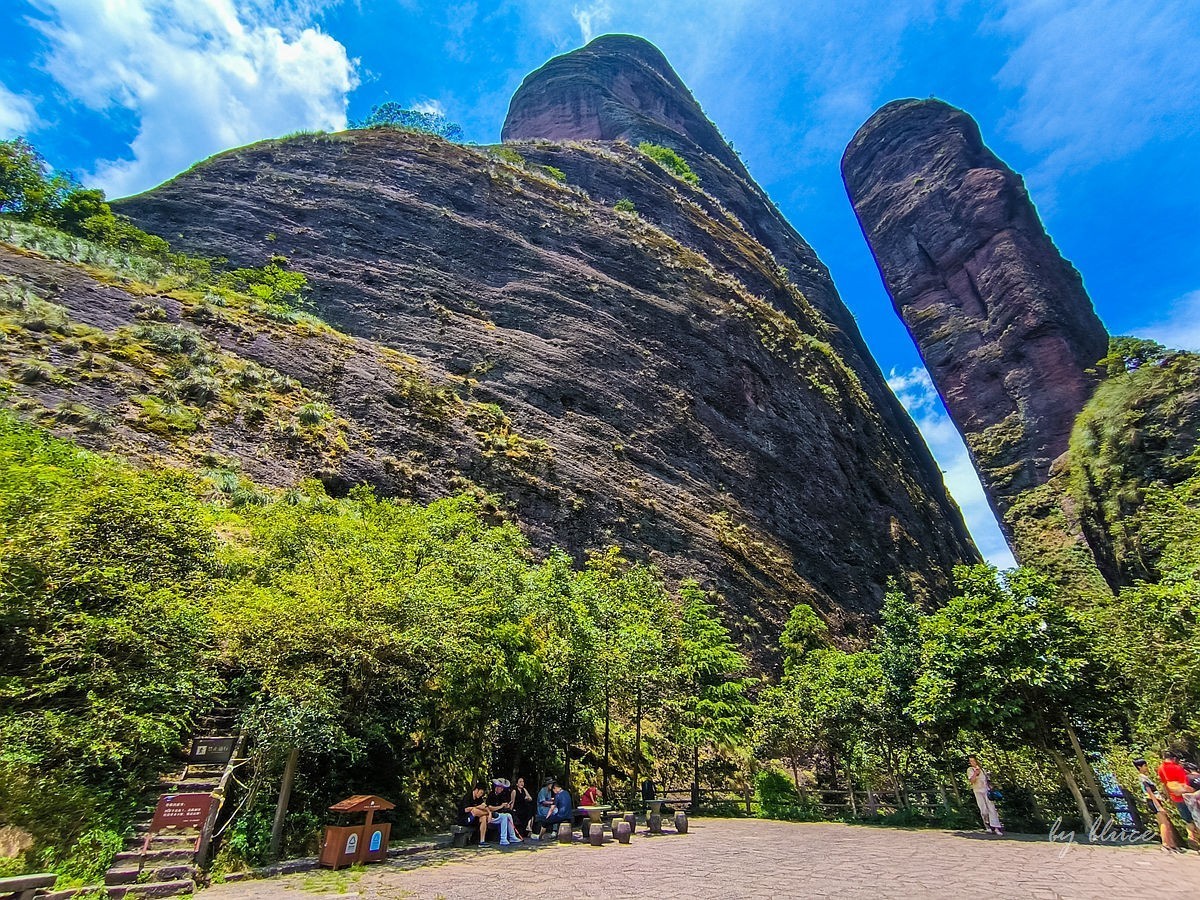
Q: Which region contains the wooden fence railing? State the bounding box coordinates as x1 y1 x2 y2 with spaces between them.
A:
636 785 960 819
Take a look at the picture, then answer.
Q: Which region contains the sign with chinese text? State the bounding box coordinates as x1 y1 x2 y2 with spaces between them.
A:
150 793 214 831
188 737 236 764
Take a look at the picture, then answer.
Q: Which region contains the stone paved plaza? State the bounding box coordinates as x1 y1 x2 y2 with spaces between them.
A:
210 818 1200 900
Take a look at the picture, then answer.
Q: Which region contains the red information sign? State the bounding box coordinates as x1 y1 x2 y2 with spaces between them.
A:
151 793 214 831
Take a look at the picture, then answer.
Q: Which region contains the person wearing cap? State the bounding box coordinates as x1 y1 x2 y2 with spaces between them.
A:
487 777 522 845
533 777 555 840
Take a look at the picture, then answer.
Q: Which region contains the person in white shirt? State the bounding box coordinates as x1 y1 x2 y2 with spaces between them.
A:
967 755 1003 834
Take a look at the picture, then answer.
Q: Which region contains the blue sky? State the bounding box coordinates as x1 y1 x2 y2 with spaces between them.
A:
3 0 1199 568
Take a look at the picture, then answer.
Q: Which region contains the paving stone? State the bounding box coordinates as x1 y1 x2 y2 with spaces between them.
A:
200 819 1200 900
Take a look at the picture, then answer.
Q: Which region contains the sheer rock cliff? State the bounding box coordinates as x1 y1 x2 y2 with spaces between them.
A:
93 40 980 655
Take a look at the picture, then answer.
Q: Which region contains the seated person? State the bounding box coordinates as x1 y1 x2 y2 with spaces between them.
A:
533 777 555 839
487 777 522 845
580 784 603 807
512 776 537 838
539 782 573 837
458 782 492 845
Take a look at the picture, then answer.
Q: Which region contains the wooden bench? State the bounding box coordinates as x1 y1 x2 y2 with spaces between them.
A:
0 874 57 900
449 819 499 848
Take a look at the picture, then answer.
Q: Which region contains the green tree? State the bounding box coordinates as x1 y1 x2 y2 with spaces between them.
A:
910 565 1115 829
668 583 751 806
353 103 465 141
779 602 829 672
0 138 72 219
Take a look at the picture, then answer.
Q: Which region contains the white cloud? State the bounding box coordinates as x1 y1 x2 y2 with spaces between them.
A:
0 82 39 138
888 366 1017 570
572 1 613 45
1136 289 1200 353
993 0 1200 179
410 99 446 117
31 0 358 198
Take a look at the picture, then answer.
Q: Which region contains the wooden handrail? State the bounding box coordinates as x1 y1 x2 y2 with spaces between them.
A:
195 730 248 868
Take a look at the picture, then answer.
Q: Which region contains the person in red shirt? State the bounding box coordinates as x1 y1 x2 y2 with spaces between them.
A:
579 784 603 807
1158 750 1200 848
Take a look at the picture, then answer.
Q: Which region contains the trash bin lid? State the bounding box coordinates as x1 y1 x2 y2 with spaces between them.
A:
328 794 395 812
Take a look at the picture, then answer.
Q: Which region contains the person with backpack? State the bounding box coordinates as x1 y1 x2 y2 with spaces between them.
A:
966 755 1003 835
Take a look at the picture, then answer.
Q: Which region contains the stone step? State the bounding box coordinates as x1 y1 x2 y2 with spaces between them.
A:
112 848 194 866
106 879 195 899
105 868 141 886
157 779 219 792
139 833 200 849
133 824 201 838
44 887 105 900
139 864 196 883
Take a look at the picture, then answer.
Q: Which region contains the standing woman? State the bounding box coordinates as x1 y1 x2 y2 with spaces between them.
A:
966 755 1003 835
512 776 537 838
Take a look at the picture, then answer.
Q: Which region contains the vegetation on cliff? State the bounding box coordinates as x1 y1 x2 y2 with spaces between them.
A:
0 411 750 874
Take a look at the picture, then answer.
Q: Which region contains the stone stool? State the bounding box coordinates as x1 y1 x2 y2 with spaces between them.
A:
615 821 632 844
674 811 689 834
624 812 637 835
557 822 573 844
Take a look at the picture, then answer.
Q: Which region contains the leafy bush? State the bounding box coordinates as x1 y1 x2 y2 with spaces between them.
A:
133 323 204 356
637 142 700 186
1 138 73 219
297 401 332 426
614 198 637 214
755 768 821 821
1 138 169 257
131 395 202 434
492 146 525 166
220 255 308 311
541 166 566 182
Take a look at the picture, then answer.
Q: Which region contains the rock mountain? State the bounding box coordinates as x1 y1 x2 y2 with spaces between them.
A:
5 36 981 658
843 98 1200 595
843 98 1110 537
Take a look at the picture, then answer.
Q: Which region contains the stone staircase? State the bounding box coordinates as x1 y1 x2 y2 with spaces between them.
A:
102 704 246 898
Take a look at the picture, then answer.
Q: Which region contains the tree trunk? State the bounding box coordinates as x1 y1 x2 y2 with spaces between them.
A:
1064 717 1110 824
845 760 858 818
633 686 643 805
937 780 951 816
1048 744 1094 832
603 683 611 798
269 746 299 861
691 744 701 808
476 708 487 778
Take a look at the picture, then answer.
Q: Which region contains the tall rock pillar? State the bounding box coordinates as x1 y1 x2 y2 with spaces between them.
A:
842 99 1109 545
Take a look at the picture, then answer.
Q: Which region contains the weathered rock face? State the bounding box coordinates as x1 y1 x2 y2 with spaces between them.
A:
104 43 978 659
504 35 873 360
504 35 965 554
842 99 1110 543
